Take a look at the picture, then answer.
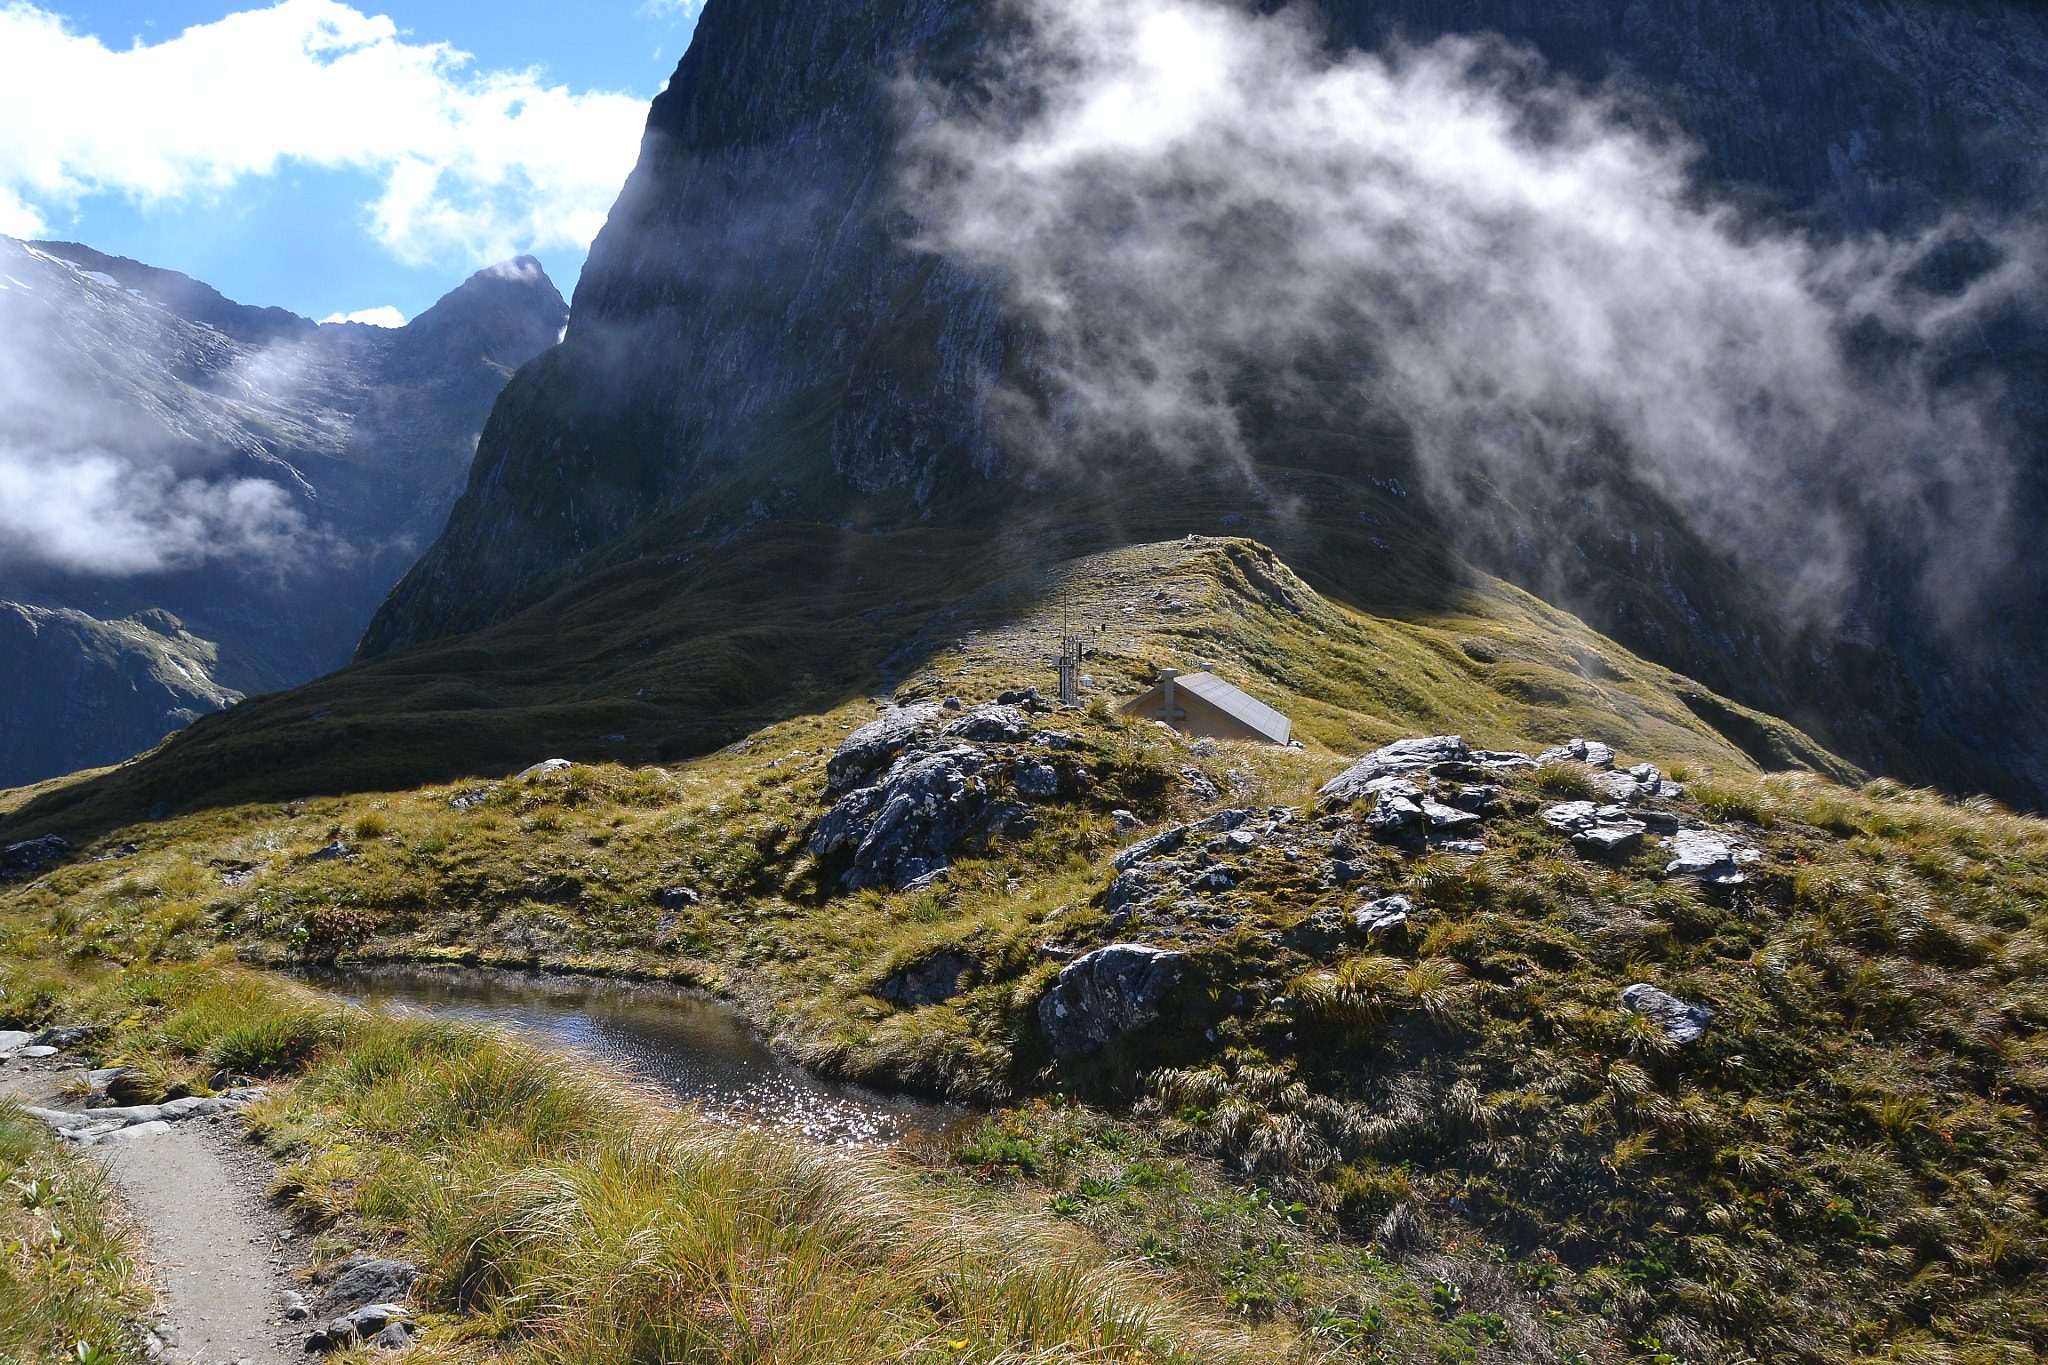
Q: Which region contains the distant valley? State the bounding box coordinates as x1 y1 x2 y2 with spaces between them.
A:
0 237 566 788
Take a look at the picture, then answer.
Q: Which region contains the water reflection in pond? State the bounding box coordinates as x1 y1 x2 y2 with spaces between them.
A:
313 965 947 1145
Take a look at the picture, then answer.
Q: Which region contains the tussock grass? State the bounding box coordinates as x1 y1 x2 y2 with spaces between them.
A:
0 1098 148 1364
3 964 1273 1364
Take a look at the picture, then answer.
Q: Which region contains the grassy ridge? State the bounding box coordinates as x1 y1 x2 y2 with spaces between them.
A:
7 539 2045 1361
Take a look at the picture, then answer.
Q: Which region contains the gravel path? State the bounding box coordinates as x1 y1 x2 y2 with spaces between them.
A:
4 1058 305 1365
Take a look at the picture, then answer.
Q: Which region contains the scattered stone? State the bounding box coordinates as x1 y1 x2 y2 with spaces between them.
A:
1207 828 1256 854
1451 785 1500 814
1364 787 1424 839
1179 766 1223 803
16 1045 58 1059
1039 944 1186 1057
826 704 942 791
986 801 1036 839
1034 731 1077 751
1327 859 1370 885
304 841 351 863
1572 822 1646 857
31 1088 267 1142
33 1024 100 1049
312 1258 420 1318
0 1029 33 1052
373 1322 414 1349
96 1119 173 1144
1 834 70 870
1420 799 1481 832
1319 735 1535 804
1114 826 1188 871
1436 839 1488 854
1354 895 1413 936
1664 830 1760 884
447 786 497 810
942 697 965 711
1537 738 1616 770
1111 810 1143 833
658 886 700 911
515 758 572 780
1621 983 1714 1044
879 950 976 1007
1013 759 1061 798
305 1302 411 1353
281 1292 311 1322
941 703 1032 744
996 686 1051 712
1543 801 1646 858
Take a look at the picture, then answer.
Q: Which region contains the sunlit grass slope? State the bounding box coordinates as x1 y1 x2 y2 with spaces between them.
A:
0 527 1839 847
5 535 2047 1361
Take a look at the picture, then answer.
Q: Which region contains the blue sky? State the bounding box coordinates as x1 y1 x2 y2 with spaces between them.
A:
0 1 708 321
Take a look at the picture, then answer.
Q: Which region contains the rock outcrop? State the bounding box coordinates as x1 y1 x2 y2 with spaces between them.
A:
1039 943 1187 1057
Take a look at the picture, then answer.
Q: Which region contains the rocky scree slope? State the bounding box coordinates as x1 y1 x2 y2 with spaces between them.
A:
358 0 2048 807
0 238 566 787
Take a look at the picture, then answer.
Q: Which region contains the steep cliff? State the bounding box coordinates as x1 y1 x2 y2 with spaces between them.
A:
358 0 2046 804
0 238 567 785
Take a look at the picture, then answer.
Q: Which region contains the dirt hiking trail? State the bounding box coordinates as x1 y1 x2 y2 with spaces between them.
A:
4 1056 302 1365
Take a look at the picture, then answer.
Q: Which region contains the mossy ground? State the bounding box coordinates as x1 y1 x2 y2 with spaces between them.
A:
2 539 2043 1364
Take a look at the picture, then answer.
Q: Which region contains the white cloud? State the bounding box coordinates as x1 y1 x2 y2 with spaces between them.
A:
908 0 2030 628
320 305 406 327
0 445 316 575
0 0 649 266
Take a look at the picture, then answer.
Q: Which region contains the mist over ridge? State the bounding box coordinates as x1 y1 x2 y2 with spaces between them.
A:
904 0 2035 637
357 0 2048 804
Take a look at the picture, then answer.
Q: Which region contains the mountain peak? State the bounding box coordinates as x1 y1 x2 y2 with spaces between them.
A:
25 239 316 346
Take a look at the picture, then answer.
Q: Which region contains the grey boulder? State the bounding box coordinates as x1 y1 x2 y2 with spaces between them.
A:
1664 830 1760 884
1621 983 1715 1044
1013 759 1061 798
1364 784 1425 839
1039 944 1186 1057
1110 809 1251 872
312 1257 420 1318
826 704 942 791
305 1301 410 1352
515 758 571 780
1354 895 1414 935
1420 799 1481 832
1321 736 1533 803
0 1030 35 1052
941 703 1031 744
1 834 70 870
1543 801 1646 857
812 746 988 889
1538 738 1616 770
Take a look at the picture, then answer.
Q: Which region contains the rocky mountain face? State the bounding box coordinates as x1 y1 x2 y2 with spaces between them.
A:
358 0 2048 802
0 237 566 787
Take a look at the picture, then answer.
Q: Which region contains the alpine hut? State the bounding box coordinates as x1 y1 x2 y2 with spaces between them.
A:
1121 668 1292 745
